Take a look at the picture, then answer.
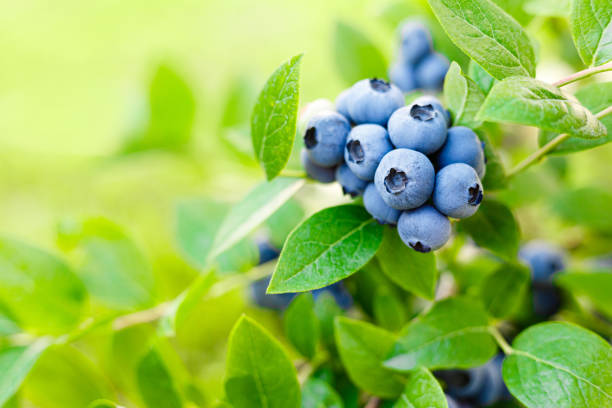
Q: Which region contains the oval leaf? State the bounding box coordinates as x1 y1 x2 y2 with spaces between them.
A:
444 61 486 128
301 378 343 408
385 297 496 371
0 339 51 406
225 316 300 408
556 270 612 320
284 293 319 359
209 177 305 260
377 226 437 300
427 0 536 80
480 262 530 318
268 205 384 294
333 21 387 85
459 199 520 260
478 77 607 139
136 347 183 408
550 187 612 232
334 317 404 398
251 54 302 180
468 61 495 94
393 367 448 408
503 322 612 408
373 286 407 332
570 0 612 67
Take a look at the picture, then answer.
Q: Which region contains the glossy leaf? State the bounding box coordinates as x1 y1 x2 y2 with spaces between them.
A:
251 54 302 180
556 270 612 319
503 322 612 407
468 61 495 94
460 199 520 260
393 366 448 408
427 0 536 80
0 339 51 406
539 82 612 154
225 316 300 408
136 347 183 408
373 286 407 332
478 77 607 139
480 262 530 318
478 130 508 190
570 0 612 66
301 378 344 408
444 61 486 128
0 238 86 334
209 177 305 260
334 317 404 398
332 21 387 85
284 293 319 359
268 205 383 293
377 227 437 300
385 297 496 371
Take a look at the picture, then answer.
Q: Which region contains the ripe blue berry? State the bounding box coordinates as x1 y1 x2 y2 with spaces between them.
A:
436 126 486 178
387 103 448 155
413 95 451 126
347 78 404 126
363 183 401 225
389 62 417 93
345 124 394 181
374 149 435 210
257 240 280 265
335 88 353 122
301 149 335 183
398 20 432 64
519 241 566 282
304 110 350 167
533 283 562 317
433 163 483 219
251 276 295 310
445 395 460 408
415 52 450 90
397 205 451 252
336 163 368 197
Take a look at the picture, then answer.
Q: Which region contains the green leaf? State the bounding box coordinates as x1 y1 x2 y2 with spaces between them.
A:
377 226 437 300
373 286 407 332
268 205 384 293
492 0 534 25
503 322 612 408
264 199 305 249
88 400 120 408
556 270 612 320
480 262 530 318
0 238 86 334
393 366 448 408
0 339 51 406
444 62 486 128
122 64 196 153
332 21 387 85
24 345 115 408
524 0 570 17
301 378 344 408
209 177 305 260
314 291 344 348
478 77 607 139
468 61 495 94
427 0 536 80
459 199 520 260
225 316 300 408
136 347 183 408
334 317 404 398
58 217 154 310
284 293 319 359
385 297 496 371
570 0 612 67
550 187 612 232
251 54 302 180
478 131 508 190
539 82 612 154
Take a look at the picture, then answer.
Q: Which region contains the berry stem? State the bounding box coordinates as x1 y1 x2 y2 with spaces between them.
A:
279 169 307 178
508 105 612 177
489 326 514 355
553 61 612 88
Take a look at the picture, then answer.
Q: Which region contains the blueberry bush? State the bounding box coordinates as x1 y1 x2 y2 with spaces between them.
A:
1 0 612 407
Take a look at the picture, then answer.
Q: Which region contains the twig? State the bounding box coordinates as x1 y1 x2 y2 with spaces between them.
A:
489 326 514 355
364 396 380 408
553 62 612 87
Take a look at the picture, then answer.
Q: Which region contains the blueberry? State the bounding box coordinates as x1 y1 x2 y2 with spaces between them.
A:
301 148 336 183
413 95 451 126
436 126 486 178
298 98 336 131
387 104 448 155
335 88 353 122
363 183 401 225
312 282 353 310
251 276 295 310
336 163 368 197
389 62 417 93
445 395 460 408
519 241 566 283
374 149 435 210
433 163 483 219
304 110 350 167
397 20 432 64
415 52 450 90
345 124 394 181
347 78 405 126
533 283 562 317
257 240 280 265
397 205 451 252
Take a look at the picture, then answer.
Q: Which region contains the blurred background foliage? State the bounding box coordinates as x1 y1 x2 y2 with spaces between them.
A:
1 0 611 407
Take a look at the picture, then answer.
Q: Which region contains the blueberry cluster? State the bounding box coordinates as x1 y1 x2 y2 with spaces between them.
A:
301 78 486 253
389 20 450 92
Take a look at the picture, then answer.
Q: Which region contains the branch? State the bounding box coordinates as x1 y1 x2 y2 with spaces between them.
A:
553 62 612 88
